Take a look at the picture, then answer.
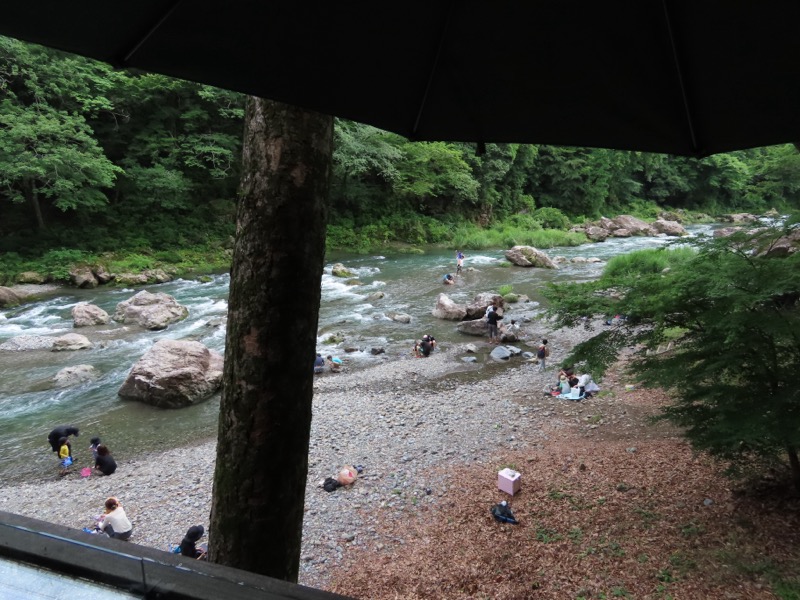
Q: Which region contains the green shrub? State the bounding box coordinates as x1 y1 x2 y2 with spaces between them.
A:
34 249 97 282
498 284 514 296
602 247 696 280
533 207 571 230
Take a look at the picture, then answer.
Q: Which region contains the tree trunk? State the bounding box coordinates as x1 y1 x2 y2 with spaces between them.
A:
208 97 333 582
788 444 800 495
24 179 46 230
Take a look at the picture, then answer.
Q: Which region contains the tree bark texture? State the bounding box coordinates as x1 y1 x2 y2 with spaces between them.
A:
209 97 333 581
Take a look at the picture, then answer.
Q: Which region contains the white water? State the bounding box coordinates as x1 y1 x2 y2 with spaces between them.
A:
0 225 715 481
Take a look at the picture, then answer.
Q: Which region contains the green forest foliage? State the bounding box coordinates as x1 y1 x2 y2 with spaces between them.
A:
545 221 800 491
2 36 800 277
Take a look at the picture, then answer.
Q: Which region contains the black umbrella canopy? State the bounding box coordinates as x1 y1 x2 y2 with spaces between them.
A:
2 1 800 156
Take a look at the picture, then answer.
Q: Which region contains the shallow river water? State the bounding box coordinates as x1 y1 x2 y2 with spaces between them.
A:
0 225 713 482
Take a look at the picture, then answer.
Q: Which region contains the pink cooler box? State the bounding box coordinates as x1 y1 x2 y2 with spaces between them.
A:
497 468 521 495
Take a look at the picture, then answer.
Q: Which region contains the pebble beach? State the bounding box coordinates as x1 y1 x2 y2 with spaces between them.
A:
0 323 598 590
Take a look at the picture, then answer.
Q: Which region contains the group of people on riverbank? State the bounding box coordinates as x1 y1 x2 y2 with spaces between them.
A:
48 425 209 552
314 353 343 374
47 425 117 477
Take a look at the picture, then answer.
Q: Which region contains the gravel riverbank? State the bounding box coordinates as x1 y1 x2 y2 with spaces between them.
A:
0 321 600 590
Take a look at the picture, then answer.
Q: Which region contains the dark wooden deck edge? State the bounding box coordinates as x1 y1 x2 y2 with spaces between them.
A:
0 510 351 600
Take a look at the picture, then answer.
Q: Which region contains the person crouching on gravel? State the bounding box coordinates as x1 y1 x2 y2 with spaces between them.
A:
97 497 133 541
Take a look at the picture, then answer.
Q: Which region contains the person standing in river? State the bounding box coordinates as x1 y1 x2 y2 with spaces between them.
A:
456 250 465 275
48 425 79 455
486 302 503 344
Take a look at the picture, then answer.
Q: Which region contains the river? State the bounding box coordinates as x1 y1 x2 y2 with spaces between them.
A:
0 225 713 482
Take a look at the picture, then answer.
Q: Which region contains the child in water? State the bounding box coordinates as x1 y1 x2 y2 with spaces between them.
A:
58 437 73 476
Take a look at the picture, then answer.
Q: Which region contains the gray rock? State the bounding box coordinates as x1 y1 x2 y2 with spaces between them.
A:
713 226 743 238
504 345 523 356
456 318 489 337
16 271 47 284
118 339 223 408
367 291 385 302
331 263 356 278
114 273 149 285
504 246 558 269
386 311 412 324
464 344 478 353
54 364 98 388
465 293 503 319
461 356 478 363
584 225 609 241
651 219 687 236
431 293 466 320
70 266 99 289
92 266 114 284
72 302 110 327
52 333 92 351
0 335 53 351
612 215 651 235
0 286 22 308
490 346 512 361
112 290 189 330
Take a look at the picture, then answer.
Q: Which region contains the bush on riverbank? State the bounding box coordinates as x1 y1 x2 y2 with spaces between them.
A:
0 246 232 285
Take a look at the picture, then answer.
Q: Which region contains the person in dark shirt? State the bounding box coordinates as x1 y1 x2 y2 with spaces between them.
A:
486 304 503 344
48 425 79 454
180 525 207 559
418 334 436 357
94 444 117 476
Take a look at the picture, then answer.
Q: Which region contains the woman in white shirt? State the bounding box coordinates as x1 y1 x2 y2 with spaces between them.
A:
98 497 133 541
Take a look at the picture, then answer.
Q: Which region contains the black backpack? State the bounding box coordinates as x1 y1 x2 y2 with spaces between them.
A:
537 346 546 359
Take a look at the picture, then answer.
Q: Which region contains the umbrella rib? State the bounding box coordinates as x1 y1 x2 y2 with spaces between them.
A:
412 0 456 139
120 0 183 65
662 0 699 154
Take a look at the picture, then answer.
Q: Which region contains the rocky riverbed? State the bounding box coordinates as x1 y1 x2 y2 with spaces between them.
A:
0 320 602 590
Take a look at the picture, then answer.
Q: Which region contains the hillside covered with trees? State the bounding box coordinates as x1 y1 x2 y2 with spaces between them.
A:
1 36 800 280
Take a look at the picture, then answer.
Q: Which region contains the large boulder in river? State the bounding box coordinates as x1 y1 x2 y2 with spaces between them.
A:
504 246 558 269
0 286 22 308
70 266 99 289
610 215 652 235
118 339 223 408
761 227 800 257
456 318 489 337
650 219 687 236
432 294 467 320
115 269 172 286
113 290 189 330
54 364 98 388
584 226 609 241
331 263 356 278
72 302 110 327
465 293 503 319
52 333 92 351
